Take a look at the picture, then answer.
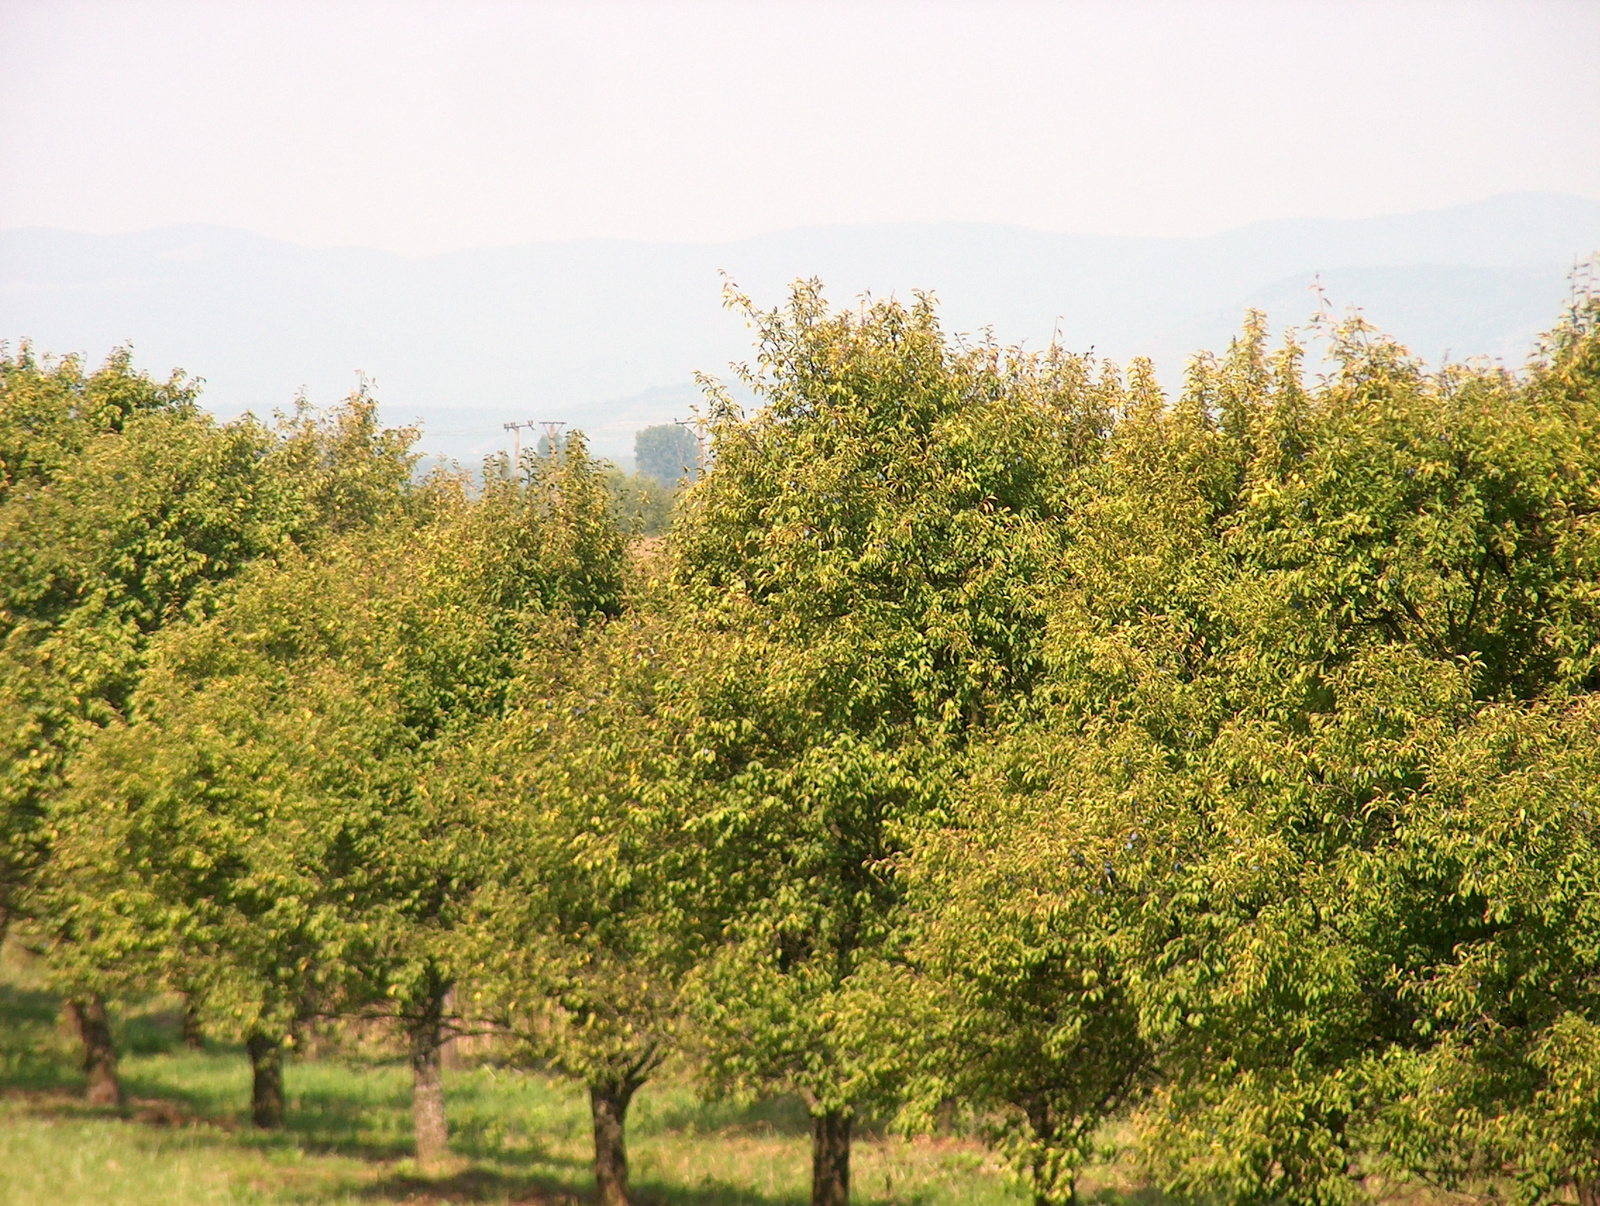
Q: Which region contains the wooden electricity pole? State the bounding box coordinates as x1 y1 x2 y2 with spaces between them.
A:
673 416 709 481
503 420 536 469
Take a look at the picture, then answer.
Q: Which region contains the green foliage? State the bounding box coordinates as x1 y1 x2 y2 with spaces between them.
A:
46 435 627 1047
0 346 415 943
11 271 1600 1206
903 724 1153 1206
661 281 1103 1206
460 600 693 1092
606 465 679 536
962 292 1600 1206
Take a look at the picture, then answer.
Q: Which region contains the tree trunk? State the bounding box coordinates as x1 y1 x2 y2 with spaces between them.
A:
246 1031 284 1129
181 995 205 1050
67 995 122 1107
810 1110 851 1206
1025 1098 1075 1206
439 986 461 1070
410 986 451 1167
590 1078 638 1206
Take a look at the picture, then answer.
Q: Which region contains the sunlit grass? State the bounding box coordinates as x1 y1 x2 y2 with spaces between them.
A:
1 1061 1021 1205
1 941 1023 1205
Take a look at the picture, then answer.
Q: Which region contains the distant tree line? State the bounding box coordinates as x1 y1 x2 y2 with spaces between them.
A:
3 269 1600 1206
633 421 699 487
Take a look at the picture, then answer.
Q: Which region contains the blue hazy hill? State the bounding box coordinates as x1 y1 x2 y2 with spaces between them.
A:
3 192 1597 465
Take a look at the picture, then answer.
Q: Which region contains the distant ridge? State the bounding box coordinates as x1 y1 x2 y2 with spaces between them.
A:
4 193 1598 465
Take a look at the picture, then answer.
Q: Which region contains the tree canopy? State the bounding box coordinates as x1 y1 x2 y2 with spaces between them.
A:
7 269 1600 1206
634 422 699 486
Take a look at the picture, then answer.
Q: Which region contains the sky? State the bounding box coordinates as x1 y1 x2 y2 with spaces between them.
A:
1 0 1597 255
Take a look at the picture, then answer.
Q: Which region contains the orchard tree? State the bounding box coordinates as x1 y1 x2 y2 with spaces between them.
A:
989 292 1600 1205
879 356 1164 1206
604 466 677 537
55 436 626 1152
899 722 1155 1206
1 346 203 950
1 344 413 1104
1369 695 1600 1205
457 590 704 1206
1357 286 1600 1204
56 531 425 1128
666 282 1096 1204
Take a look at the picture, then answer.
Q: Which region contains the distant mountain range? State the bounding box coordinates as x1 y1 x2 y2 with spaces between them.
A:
3 192 1598 466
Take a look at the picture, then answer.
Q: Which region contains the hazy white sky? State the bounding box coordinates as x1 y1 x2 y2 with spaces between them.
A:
2 0 1597 255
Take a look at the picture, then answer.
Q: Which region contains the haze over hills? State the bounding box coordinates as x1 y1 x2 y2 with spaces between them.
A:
2 192 1598 466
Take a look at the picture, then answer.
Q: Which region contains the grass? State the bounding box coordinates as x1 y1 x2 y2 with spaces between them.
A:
0 942 1030 1205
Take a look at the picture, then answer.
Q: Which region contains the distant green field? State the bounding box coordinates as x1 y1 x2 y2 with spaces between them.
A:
0 946 1031 1205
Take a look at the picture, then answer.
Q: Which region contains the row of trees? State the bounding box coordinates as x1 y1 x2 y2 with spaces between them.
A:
3 272 1599 1206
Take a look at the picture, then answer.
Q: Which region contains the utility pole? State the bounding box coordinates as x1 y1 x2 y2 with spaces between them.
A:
540 421 567 457
673 416 709 481
503 420 537 469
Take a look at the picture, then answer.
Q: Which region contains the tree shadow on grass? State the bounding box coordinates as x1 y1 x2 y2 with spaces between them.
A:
1087 1190 1177 1206
0 981 80 1093
633 1182 808 1206
357 1166 586 1204
0 978 59 1028
282 1094 588 1174
630 1092 812 1141
278 1078 419 1163
356 1168 807 1206
5 1083 897 1206
4 1000 814 1206
125 1054 498 1166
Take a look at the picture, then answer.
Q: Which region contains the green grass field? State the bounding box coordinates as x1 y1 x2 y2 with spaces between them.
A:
1 943 1046 1205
